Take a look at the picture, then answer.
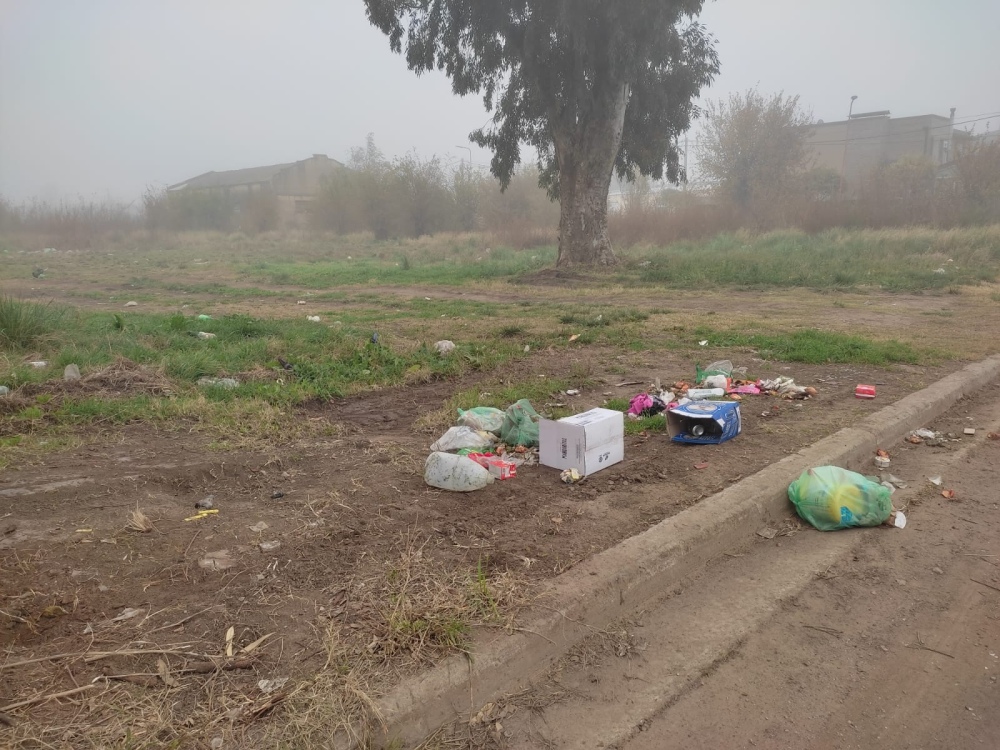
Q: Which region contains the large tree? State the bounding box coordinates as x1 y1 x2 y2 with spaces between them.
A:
363 1 718 266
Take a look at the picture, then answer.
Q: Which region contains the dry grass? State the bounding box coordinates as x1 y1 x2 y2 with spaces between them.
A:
257 537 532 748
125 505 154 533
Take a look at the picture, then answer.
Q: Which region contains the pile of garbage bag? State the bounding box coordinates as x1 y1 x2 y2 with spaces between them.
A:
424 399 541 492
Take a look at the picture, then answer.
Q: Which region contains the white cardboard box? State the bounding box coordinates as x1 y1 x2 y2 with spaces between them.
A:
539 407 624 476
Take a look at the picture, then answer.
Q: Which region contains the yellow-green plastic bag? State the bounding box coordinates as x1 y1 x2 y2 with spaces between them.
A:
788 466 892 531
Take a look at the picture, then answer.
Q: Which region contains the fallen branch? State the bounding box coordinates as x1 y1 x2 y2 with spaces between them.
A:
2 651 88 670
971 578 1000 594
182 658 254 674
84 647 206 664
0 684 100 713
802 624 843 637
0 608 29 624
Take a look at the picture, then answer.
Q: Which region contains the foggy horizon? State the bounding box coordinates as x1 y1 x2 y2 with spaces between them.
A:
2 0 998 204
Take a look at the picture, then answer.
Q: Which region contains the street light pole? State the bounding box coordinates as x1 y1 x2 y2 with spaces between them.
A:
840 95 859 197
456 145 472 169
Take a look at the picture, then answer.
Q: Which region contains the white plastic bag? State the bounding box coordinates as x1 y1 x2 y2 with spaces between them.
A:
429 426 494 452
424 452 494 491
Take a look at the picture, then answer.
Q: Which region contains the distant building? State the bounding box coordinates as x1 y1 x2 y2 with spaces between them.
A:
805 111 956 189
167 154 343 227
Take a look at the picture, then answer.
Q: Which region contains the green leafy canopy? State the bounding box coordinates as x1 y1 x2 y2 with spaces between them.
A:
364 1 719 196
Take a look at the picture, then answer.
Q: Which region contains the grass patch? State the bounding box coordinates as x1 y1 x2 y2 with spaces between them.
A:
557 308 649 327
245 244 556 289
0 295 68 349
621 225 1000 292
691 327 924 365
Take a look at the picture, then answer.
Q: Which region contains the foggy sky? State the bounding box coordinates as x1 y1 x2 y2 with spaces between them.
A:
1 0 998 203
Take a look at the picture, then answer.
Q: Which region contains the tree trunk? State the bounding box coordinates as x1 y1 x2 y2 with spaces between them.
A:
555 83 629 267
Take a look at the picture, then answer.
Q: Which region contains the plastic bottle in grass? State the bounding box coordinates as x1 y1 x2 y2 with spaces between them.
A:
424 452 494 492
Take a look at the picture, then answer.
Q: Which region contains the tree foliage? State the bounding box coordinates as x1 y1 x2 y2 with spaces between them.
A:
697 89 814 209
364 0 718 265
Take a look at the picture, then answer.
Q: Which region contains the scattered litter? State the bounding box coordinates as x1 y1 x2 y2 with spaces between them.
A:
667 401 741 445
500 399 541 448
466 453 517 480
686 387 725 400
889 511 907 529
564 389 581 396
560 468 583 484
196 331 216 340
29 361 48 368
197 377 239 388
756 527 778 540
124 301 138 307
249 522 269 533
885 474 908 489
370 332 380 344
693 462 709 470
195 495 214 510
198 550 235 571
964 427 976 436
63 364 81 381
259 540 281 553
434 340 456 356
788 466 893 531
258 678 289 695
759 377 817 400
627 393 667 418
912 428 937 439
0 386 8 396
540 408 624 475
698 340 708 346
880 481 897 495
941 489 957 500
875 455 891 470
855 384 876 399
197 314 212 320
568 334 581 342
297 300 306 305
424 452 494 492
430 426 494 452
524 345 530 353
928 475 943 486
306 315 321 322
932 566 944 575
185 509 219 522
270 491 285 499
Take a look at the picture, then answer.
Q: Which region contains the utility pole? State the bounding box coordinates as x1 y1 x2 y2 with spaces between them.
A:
839 95 858 197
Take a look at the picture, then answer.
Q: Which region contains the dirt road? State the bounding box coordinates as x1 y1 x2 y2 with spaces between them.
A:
500 392 1000 750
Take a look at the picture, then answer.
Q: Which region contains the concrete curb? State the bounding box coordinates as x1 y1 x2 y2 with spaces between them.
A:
373 355 1000 746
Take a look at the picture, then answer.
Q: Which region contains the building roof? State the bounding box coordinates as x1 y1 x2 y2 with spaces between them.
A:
168 162 296 192
167 155 344 192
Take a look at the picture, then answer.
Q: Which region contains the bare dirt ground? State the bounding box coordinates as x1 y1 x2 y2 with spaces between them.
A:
5 260 1000 747
0 336 953 746
493 390 1000 750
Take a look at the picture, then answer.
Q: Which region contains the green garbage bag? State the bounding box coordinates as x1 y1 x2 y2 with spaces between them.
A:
500 399 540 448
788 466 892 531
457 406 506 434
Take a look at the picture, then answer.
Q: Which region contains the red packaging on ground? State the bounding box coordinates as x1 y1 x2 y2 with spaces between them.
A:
466 453 517 480
855 384 876 399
